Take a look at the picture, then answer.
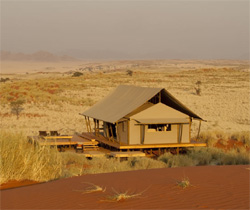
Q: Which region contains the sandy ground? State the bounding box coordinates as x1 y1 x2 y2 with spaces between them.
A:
1 165 249 209
0 60 249 136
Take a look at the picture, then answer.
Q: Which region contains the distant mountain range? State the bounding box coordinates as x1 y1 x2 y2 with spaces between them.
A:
1 51 79 62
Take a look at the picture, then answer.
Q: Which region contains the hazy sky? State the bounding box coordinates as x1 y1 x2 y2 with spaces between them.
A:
1 0 249 59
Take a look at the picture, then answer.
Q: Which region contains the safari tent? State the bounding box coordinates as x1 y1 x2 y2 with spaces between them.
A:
81 85 205 151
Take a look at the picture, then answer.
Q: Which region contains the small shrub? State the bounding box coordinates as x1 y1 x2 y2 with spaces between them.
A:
194 80 202 96
10 99 25 119
72 72 83 77
0 78 10 83
126 70 133 76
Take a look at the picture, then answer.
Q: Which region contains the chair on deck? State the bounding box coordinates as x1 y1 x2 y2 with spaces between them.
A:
39 131 48 136
50 131 60 136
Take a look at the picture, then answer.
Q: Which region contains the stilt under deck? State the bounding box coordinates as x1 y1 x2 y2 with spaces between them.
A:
80 132 207 150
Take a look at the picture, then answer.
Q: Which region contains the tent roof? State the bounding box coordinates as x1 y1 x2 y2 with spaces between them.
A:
82 85 202 123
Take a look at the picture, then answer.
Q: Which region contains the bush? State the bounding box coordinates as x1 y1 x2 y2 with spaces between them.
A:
158 153 195 167
72 72 83 77
126 70 133 76
128 157 166 170
0 78 10 83
10 99 25 120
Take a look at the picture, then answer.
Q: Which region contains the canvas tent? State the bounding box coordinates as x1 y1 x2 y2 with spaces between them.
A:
81 85 203 146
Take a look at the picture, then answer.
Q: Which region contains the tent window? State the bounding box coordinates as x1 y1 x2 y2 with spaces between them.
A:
147 124 171 132
166 124 171 131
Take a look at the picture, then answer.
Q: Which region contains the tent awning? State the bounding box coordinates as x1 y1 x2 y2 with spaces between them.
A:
133 118 190 124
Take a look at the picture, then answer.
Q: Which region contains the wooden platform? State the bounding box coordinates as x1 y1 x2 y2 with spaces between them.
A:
110 151 146 158
28 135 99 148
81 132 207 150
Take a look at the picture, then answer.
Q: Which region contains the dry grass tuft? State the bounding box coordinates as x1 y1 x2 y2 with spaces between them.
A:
103 188 143 202
177 177 192 189
74 182 106 194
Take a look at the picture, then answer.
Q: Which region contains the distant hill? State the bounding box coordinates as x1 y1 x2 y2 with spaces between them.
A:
0 51 79 62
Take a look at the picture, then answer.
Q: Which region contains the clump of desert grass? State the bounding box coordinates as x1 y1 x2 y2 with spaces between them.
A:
74 182 106 194
158 147 250 167
176 177 191 189
102 188 144 202
0 132 64 184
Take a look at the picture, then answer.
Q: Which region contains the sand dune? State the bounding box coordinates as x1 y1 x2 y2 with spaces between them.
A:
1 165 249 209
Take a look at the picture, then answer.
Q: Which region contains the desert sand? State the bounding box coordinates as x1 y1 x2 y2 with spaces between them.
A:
1 165 249 209
0 60 249 136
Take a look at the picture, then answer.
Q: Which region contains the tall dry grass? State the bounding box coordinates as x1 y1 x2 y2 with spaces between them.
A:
0 132 64 184
158 147 250 167
1 131 249 185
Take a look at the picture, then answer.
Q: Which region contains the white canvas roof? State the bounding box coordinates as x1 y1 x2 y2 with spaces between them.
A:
82 85 162 123
82 85 202 123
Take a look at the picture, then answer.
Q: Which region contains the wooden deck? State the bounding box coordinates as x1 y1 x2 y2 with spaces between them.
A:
28 135 98 147
81 132 207 150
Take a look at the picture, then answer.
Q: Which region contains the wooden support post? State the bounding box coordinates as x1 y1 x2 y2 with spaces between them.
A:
110 124 114 142
88 117 92 133
85 116 89 132
97 120 100 136
94 119 97 136
189 117 192 143
127 120 130 145
158 148 161 156
116 122 120 144
176 147 180 155
196 120 201 141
